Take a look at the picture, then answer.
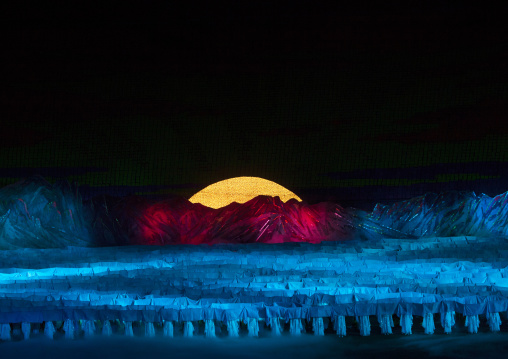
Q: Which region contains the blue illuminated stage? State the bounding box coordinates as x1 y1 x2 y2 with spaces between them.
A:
0 177 507 343
1 235 507 340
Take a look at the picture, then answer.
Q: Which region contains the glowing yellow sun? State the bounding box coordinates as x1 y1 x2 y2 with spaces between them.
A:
189 176 302 209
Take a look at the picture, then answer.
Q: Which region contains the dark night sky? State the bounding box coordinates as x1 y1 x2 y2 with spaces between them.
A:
2 3 508 210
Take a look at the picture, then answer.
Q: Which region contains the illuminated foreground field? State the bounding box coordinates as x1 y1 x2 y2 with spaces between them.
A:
1 235 507 344
1 178 508 358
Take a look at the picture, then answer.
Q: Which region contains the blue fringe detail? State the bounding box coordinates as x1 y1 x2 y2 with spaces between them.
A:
441 311 455 334
102 320 112 336
44 321 55 339
378 314 393 335
358 316 370 336
487 313 501 332
269 317 282 336
465 315 480 334
400 314 413 335
145 322 155 337
183 321 194 337
227 320 239 337
422 313 435 334
164 321 174 337
247 318 259 337
333 315 346 337
21 322 31 340
290 318 304 336
124 321 133 337
1 323 11 341
63 319 74 339
83 320 96 338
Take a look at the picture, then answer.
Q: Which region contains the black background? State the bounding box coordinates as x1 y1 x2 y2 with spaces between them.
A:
2 2 508 210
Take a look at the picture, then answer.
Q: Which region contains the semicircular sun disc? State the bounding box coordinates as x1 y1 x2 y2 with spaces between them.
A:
189 176 302 209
